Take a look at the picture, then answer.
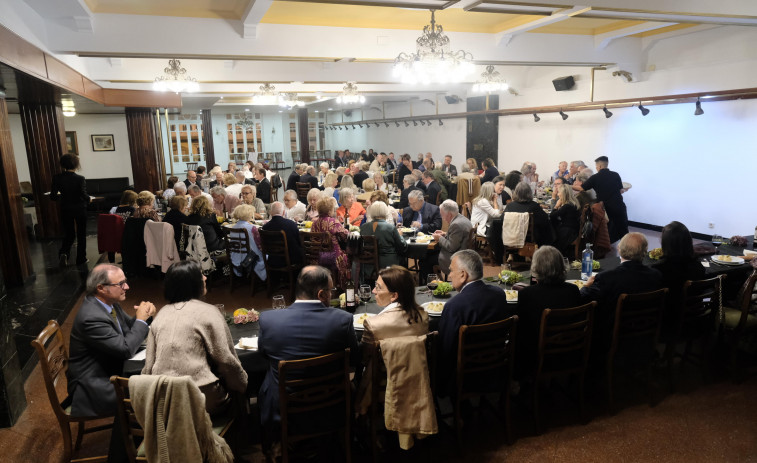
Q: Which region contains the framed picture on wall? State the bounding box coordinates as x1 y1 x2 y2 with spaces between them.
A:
65 131 78 155
91 134 115 152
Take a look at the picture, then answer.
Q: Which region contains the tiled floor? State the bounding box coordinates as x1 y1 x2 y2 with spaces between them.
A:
2 226 757 462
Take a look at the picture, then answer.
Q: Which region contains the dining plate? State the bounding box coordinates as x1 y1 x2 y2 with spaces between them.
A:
422 301 445 316
566 279 587 290
504 289 518 303
353 312 376 329
711 255 745 265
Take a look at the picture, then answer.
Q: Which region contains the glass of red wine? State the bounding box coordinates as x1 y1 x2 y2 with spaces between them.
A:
427 274 439 302
358 285 372 314
711 234 723 254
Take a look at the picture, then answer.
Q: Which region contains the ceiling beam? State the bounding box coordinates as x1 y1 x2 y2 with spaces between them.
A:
594 21 675 49
241 0 274 39
494 5 591 46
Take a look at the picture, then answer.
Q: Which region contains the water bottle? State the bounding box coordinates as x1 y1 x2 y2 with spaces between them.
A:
581 243 594 281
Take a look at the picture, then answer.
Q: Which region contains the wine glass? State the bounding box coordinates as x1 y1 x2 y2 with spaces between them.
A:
563 257 570 272
214 304 225 316
272 295 286 310
711 234 723 254
426 274 439 301
358 285 372 314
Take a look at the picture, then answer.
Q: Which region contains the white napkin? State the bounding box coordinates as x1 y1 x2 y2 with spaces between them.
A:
744 249 757 257
130 349 147 361
237 337 258 350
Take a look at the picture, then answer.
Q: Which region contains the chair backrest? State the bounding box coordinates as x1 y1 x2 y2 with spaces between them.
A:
731 270 757 333
355 235 380 280
610 288 668 357
572 203 591 261
678 276 723 337
301 231 331 266
227 228 252 257
260 229 293 270
295 182 311 202
275 152 283 162
110 376 146 463
537 302 596 378
461 202 472 220
30 320 70 421
186 162 198 171
278 349 351 456
467 226 477 250
457 316 518 396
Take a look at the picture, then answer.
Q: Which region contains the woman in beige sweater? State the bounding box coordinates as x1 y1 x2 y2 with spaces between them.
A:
142 260 248 416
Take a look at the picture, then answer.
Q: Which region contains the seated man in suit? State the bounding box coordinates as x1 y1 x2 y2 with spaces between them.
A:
299 165 319 190
437 250 511 393
412 169 427 193
421 170 442 205
208 170 224 189
581 232 662 360
258 265 359 433
432 200 473 275
352 162 370 189
68 264 156 417
398 175 419 209
252 167 272 203
184 170 197 189
262 202 303 268
402 189 442 234
286 163 303 192
441 155 457 177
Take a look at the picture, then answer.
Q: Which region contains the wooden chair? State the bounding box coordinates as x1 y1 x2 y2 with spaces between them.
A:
301 231 331 265
278 349 352 463
471 223 494 265
355 235 380 285
461 202 472 220
30 321 112 463
273 152 285 170
502 212 535 269
534 302 595 432
292 151 301 165
180 224 229 292
570 204 591 261
367 333 438 462
259 229 300 301
185 162 198 172
296 182 311 203
226 228 263 296
606 288 668 413
664 276 723 390
110 376 235 463
721 270 757 381
455 317 518 449
270 174 282 202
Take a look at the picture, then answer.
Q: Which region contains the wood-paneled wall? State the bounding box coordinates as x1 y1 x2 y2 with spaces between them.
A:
125 109 165 192
297 108 310 164
16 73 65 239
201 109 215 168
0 99 34 285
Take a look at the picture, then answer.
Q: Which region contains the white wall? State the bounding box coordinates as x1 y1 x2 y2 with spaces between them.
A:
8 115 30 183
62 114 133 183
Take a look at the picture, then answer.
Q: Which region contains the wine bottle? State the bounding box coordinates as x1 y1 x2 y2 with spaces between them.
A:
345 274 356 312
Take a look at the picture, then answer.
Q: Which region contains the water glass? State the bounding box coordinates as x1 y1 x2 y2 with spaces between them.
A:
563 257 570 271
272 295 286 310
214 304 225 315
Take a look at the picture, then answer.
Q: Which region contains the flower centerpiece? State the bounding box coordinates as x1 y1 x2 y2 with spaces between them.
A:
730 235 748 247
230 308 260 325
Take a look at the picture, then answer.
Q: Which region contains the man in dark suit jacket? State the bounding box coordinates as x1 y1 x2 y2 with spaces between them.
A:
353 164 369 189
421 171 442 205
441 155 458 177
385 152 397 171
252 167 272 203
262 202 303 268
258 266 358 429
333 151 347 168
402 190 442 234
208 171 224 189
398 175 419 209
286 164 303 192
184 170 198 189
581 232 662 358
438 250 512 393
395 154 413 190
67 264 155 417
299 166 319 190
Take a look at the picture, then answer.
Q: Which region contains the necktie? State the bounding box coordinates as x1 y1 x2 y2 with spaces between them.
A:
110 308 122 333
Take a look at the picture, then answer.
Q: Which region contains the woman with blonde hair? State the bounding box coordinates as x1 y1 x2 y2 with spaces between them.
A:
185 196 224 251
471 181 502 237
322 172 339 199
230 204 266 281
357 178 375 202
305 188 322 220
549 182 581 257
359 201 407 271
132 190 161 221
373 172 388 193
223 172 242 198
466 157 478 173
311 197 350 288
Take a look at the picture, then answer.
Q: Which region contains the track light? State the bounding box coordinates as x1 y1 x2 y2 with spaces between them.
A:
404 121 409 127
694 98 704 116
603 105 613 118
413 120 418 126
638 103 650 116
438 119 443 126
420 120 426 126
559 109 568 120
384 122 389 127
395 121 400 127
533 113 540 122
352 124 356 129
427 120 432 125
358 124 363 128
339 126 343 130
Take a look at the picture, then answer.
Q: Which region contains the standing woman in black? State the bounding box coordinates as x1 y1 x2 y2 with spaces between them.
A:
50 154 90 265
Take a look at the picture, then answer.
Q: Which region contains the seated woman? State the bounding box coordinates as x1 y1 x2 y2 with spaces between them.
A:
305 188 322 220
503 182 553 246
112 189 138 221
184 196 225 252
651 221 706 334
310 197 350 289
480 158 499 184
239 184 267 220
466 157 479 174
356 265 429 415
163 195 188 250
131 190 161 221
162 176 179 203
360 201 407 274
322 172 339 199
549 183 581 258
374 172 388 192
142 260 248 416
229 204 267 282
515 246 581 379
471 181 502 237
368 190 400 225
502 170 522 205
336 188 366 227
357 178 376 202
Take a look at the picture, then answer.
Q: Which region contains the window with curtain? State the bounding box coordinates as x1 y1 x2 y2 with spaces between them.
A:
168 114 204 163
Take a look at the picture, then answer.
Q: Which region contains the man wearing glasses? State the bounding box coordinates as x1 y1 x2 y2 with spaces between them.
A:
67 264 156 418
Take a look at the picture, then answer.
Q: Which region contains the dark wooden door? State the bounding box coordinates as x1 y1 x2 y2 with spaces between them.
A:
466 95 499 170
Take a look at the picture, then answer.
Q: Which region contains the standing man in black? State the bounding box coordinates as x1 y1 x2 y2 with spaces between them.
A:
575 156 629 243
395 153 413 190
50 154 90 266
253 167 272 203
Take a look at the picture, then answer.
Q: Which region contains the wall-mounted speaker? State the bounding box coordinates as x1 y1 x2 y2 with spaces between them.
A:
552 76 575 91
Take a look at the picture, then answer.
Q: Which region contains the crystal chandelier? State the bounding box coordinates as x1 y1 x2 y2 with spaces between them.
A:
252 83 280 105
153 59 199 93
393 10 474 85
472 65 509 93
279 92 305 109
336 82 366 105
236 110 255 131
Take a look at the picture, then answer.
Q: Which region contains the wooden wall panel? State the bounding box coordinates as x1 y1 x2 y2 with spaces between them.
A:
201 109 215 168
125 109 165 192
44 55 85 95
16 73 65 239
0 99 34 285
82 77 104 104
103 89 181 108
297 108 310 164
0 26 47 80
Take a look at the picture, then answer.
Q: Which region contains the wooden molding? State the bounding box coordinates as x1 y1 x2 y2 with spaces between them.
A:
102 89 182 108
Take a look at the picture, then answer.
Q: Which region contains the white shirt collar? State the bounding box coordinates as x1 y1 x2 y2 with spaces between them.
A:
293 299 321 304
378 301 400 315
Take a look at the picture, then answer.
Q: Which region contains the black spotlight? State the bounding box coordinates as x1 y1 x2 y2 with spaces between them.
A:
559 110 568 120
345 126 350 130
420 120 426 126
404 121 409 127
694 98 704 116
358 124 363 128
533 113 540 122
395 121 400 127
603 105 613 118
413 120 418 126
638 103 650 116
427 120 432 125
352 124 356 129
339 126 343 130
438 119 443 126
